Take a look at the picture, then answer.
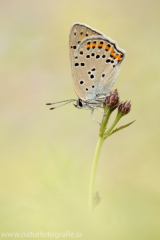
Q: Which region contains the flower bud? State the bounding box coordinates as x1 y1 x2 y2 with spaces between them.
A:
118 101 131 115
105 89 119 110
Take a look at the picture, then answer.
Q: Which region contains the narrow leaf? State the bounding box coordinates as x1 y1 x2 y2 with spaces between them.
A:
105 120 136 138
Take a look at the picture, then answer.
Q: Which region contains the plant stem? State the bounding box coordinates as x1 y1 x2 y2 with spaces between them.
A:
88 134 104 212
88 107 111 212
104 113 122 139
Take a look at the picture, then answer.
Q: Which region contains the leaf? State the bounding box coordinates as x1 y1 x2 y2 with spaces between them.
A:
105 120 136 138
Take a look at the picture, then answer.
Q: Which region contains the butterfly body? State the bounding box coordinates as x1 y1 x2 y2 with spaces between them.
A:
74 95 107 110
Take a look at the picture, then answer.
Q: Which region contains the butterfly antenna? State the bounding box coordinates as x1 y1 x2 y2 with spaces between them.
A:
46 99 77 110
46 99 77 105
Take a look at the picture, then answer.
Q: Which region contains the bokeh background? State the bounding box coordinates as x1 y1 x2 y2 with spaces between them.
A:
0 0 160 239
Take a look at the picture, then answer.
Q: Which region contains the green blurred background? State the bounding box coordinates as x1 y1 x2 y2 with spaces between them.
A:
0 0 160 239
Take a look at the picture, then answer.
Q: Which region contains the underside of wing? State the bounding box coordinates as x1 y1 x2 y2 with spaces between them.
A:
72 35 126 100
69 22 104 63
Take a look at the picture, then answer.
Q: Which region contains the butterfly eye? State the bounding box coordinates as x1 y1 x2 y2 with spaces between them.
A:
78 99 83 107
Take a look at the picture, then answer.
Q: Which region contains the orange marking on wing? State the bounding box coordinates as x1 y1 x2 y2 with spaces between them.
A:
105 44 122 60
92 42 97 48
98 42 104 48
87 43 91 49
110 49 115 58
110 48 121 60
110 46 122 60
115 54 121 60
105 44 111 51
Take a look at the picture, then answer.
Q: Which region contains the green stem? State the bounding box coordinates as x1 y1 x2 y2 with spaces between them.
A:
88 107 111 212
104 113 122 139
88 135 104 212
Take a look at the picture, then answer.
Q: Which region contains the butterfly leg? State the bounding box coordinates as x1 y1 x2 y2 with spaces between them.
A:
91 109 101 125
89 105 107 116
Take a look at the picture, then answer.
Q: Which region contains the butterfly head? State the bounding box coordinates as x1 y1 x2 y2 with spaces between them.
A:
74 99 85 109
74 99 95 110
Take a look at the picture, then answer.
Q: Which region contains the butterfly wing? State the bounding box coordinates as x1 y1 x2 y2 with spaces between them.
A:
72 35 126 100
69 22 104 63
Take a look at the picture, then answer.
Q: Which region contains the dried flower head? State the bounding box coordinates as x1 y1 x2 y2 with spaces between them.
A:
105 89 119 110
118 101 131 115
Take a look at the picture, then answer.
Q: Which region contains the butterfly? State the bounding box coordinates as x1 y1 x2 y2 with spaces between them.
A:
46 22 126 122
